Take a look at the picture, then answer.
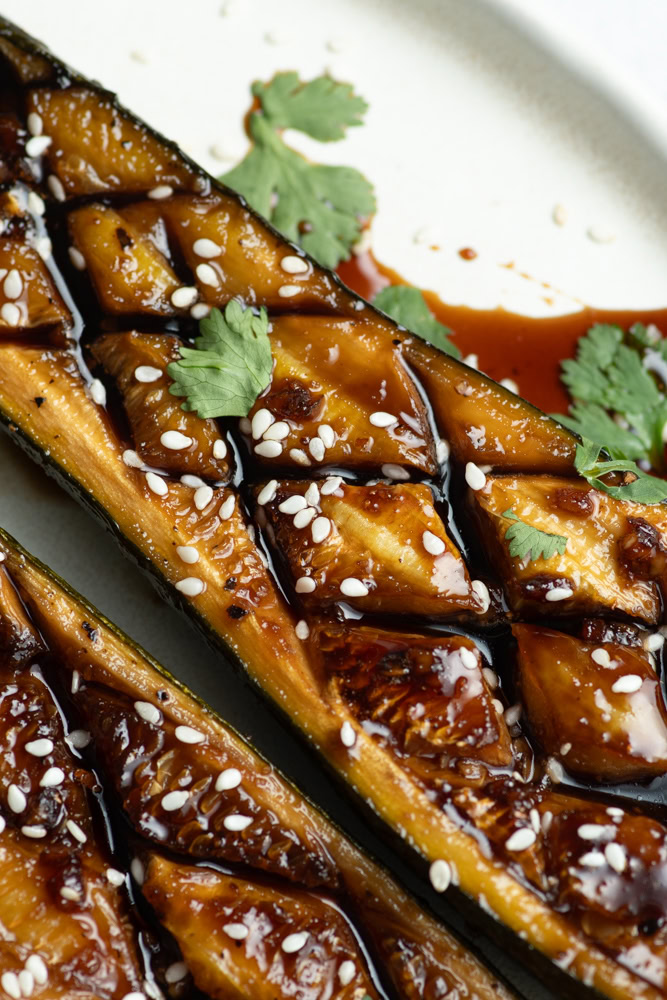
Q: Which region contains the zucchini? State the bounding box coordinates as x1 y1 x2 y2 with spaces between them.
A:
0 525 511 999
0 15 666 999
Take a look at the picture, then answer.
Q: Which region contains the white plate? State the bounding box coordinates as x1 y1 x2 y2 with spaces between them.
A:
2 2 666 995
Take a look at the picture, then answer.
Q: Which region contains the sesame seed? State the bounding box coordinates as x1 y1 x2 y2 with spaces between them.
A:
530 808 541 834
223 814 253 831
147 185 173 200
338 961 356 986
195 262 218 287
213 439 227 460
644 633 664 653
239 417 252 435
471 579 490 613
161 790 189 811
120 992 147 1000
145 472 168 496
320 476 343 495
436 439 450 463
293 506 317 529
282 932 308 953
422 530 446 556
175 578 205 597
505 828 536 852
1 973 21 999
106 868 125 886
66 819 87 843
257 480 278 505
308 437 325 462
170 286 199 309
255 440 283 458
290 448 311 466
492 699 504 715
134 701 161 724
278 284 301 298
459 646 478 670
194 485 213 510
27 191 45 216
176 545 199 565
318 424 335 449
17 969 33 998
181 475 206 488
591 648 611 667
25 956 47 985
165 962 188 984
279 495 308 515
161 430 192 451
546 757 564 783
464 462 486 491
611 674 643 694
304 483 320 506
262 421 290 442
545 586 574 602
27 112 43 136
122 449 144 469
311 516 331 543
499 378 519 393
482 666 498 689
561 742 572 755
3 269 22 300
504 703 522 726
578 824 615 841
219 495 235 520
0 302 20 326
8 785 26 813
25 738 53 757
280 255 309 274
25 135 52 158
47 175 65 202
340 721 356 747
21 825 46 839
191 302 211 319
605 842 627 873
68 729 91 750
295 576 316 593
223 923 248 940
68 246 86 270
60 886 81 901
429 858 452 892
580 851 606 867
89 379 106 406
215 768 242 791
369 411 397 428
40 767 65 787
463 353 479 369
552 203 567 226
175 725 205 744
193 238 221 258
131 858 145 884
381 463 409 480
607 807 625 819
296 620 310 640
340 578 369 598
541 811 553 834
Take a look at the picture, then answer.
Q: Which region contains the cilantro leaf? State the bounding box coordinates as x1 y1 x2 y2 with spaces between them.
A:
574 440 667 505
373 286 461 359
221 73 375 268
167 301 272 418
501 509 568 562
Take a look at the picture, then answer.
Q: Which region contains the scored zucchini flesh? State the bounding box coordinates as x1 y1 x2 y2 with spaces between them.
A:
1 15 667 999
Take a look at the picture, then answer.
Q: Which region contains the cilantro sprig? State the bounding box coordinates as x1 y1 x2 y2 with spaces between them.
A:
221 72 375 268
168 301 272 418
501 509 568 562
574 439 667 505
373 286 461 359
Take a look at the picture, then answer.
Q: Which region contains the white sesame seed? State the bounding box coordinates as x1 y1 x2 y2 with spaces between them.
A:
161 430 192 451
644 633 664 653
591 648 611 667
1 973 21 999
504 703 522 726
175 578 205 597
176 545 199 566
134 701 161 724
8 785 26 813
21 825 46 839
321 476 343 495
290 448 311 466
148 184 173 200
459 646 478 670
25 135 52 158
194 484 213 510
492 699 504 715
279 495 307 515
429 858 452 892
278 284 301 298
47 175 65 202
120 992 146 1000
25 956 47 986
471 579 490 613
607 807 624 819
3 269 22 300
191 302 211 320
175 725 205 744
60 887 81 901
280 255 309 274
369 411 397 428
546 757 564 783
605 842 627 873
580 851 606 867
0 302 20 326
545 586 574 602
193 238 221 258
165 962 188 984
422 530 445 556
578 824 615 841
482 666 498 689
257 480 278 506
308 437 325 462
181 475 206 488
68 246 86 270
223 923 249 940
66 819 87 843
464 462 486 491
541 811 553 834
338 961 356 986
295 620 310 640
106 867 125 886
195 262 218 287
25 738 53 757
27 112 43 136
293 507 317 529
223 814 253 831
303 483 319 507
89 378 106 406
335 720 357 751
171 286 199 309
318 424 335 449
340 578 369 598
436 439 450 464
295 576 316 594
40 767 65 787
282 932 308 953
131 858 145 884
27 191 45 216
19 971 34 1000
255 439 284 458
561 742 572 755
212 439 227 460
505 828 536 852
261 421 289 442
529 808 541 834
68 730 91 749
219 495 235 520
161 790 189 811
122 449 144 469
145 472 168 496
381 463 409 480
499 378 519 394
611 674 643 694
311 516 331 543
215 768 242 791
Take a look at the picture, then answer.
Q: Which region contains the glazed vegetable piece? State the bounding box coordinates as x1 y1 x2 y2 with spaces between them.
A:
143 855 380 1000
470 474 665 622
0 239 71 335
258 480 485 616
514 624 667 782
92 332 231 481
244 315 437 474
